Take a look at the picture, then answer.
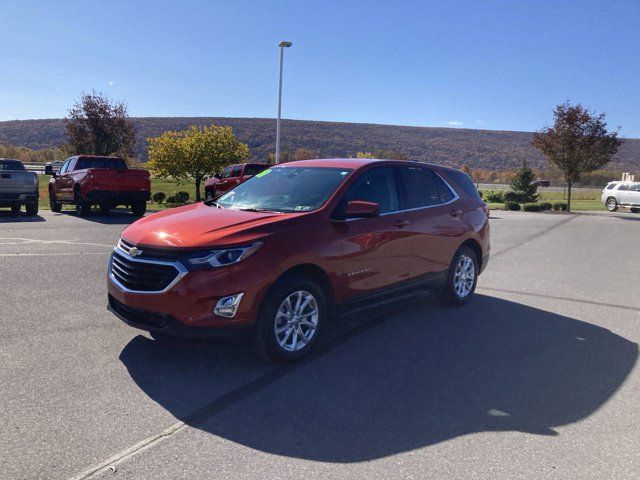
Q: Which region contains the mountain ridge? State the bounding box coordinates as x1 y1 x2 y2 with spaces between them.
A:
1 117 638 171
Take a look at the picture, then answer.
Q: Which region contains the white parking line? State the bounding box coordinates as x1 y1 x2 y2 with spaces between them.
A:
0 237 113 248
0 252 110 257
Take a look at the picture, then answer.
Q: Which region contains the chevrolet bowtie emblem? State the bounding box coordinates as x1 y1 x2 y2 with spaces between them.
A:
129 247 142 257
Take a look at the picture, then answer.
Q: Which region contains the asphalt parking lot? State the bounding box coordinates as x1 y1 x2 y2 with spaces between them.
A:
1 209 639 480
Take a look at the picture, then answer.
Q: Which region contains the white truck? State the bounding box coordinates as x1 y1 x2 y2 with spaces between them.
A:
0 158 39 216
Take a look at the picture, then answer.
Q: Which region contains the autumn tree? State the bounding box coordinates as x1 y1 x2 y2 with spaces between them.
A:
532 102 621 212
147 125 249 201
64 91 135 158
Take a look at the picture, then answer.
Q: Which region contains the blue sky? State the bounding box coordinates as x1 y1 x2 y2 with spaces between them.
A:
1 0 638 136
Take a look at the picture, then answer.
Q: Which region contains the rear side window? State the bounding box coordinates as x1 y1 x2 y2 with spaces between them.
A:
343 167 399 214
618 184 630 191
232 165 243 177
446 170 481 199
245 164 268 176
397 166 454 209
633 183 640 192
606 183 618 190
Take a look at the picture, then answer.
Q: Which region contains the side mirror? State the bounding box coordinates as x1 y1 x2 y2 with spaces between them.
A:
344 200 380 219
51 172 57 178
213 173 221 179
44 165 53 175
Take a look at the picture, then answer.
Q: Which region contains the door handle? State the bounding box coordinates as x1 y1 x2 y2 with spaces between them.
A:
394 220 410 228
450 209 462 217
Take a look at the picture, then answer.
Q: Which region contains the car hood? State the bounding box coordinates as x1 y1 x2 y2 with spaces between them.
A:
121 203 294 248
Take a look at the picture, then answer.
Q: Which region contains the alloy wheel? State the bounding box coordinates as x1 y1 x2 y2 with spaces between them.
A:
274 290 319 352
454 254 475 298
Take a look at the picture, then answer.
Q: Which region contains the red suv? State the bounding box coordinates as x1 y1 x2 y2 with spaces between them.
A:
107 159 490 362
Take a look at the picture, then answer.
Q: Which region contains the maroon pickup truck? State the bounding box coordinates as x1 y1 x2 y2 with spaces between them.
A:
49 155 151 216
204 163 269 201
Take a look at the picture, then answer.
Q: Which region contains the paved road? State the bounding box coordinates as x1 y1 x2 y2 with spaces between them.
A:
1 209 639 480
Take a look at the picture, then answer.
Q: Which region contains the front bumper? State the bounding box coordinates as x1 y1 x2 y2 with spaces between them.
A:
107 252 277 332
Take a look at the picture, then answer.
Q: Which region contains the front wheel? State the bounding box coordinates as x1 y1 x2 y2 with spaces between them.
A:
630 207 640 214
49 192 62 213
606 197 618 212
255 274 326 363
11 204 20 215
439 247 479 306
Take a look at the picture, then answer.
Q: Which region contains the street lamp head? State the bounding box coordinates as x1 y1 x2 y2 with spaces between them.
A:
279 41 293 48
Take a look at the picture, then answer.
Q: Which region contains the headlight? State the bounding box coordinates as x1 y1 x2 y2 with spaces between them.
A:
183 242 263 269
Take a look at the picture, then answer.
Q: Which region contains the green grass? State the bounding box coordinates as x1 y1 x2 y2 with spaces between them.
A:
487 189 605 212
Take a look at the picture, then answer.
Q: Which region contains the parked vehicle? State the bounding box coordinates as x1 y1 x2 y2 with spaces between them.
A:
44 161 64 175
204 163 269 201
0 158 39 216
601 181 640 212
107 159 490 362
49 155 151 216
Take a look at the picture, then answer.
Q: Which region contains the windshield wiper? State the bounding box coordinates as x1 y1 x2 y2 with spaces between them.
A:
204 200 224 209
237 207 283 213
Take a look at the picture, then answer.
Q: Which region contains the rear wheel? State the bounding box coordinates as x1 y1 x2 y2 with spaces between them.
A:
606 197 618 212
255 274 326 363
131 201 146 217
49 192 62 213
631 207 640 214
99 202 113 213
25 202 38 216
11 204 20 215
74 190 91 216
439 246 478 306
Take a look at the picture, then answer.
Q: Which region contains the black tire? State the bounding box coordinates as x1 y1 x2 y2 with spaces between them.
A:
74 190 91 216
438 246 479 307
606 197 618 212
11 204 20 215
25 202 38 216
131 201 147 217
631 207 640 214
49 192 62 213
255 274 327 363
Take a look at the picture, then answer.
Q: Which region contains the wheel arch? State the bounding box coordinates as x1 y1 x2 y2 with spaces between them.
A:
272 263 335 307
459 238 484 270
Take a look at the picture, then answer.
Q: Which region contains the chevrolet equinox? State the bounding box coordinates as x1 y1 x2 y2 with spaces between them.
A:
107 158 490 362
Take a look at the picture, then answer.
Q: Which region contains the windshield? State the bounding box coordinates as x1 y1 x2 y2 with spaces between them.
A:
216 166 352 213
0 159 25 171
76 157 127 170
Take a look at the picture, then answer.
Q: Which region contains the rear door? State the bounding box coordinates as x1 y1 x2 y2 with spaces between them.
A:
628 183 640 205
394 165 468 278
334 166 414 297
616 184 632 204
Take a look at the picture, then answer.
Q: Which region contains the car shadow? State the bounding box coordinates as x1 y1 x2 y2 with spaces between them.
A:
55 208 154 225
120 294 637 462
0 211 46 222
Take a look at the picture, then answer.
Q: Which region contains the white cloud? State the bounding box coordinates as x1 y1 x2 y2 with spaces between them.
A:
447 120 463 126
108 80 116 85
475 120 485 125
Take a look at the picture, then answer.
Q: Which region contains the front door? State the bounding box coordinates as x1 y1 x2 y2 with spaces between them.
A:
333 166 414 298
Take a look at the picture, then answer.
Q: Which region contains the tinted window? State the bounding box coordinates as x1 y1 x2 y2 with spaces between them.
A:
397 166 454 209
618 184 630 191
446 170 480 199
217 167 351 213
633 183 640 192
245 164 268 176
0 159 25 171
343 167 399 214
76 157 126 170
606 183 617 190
232 165 243 177
220 166 233 178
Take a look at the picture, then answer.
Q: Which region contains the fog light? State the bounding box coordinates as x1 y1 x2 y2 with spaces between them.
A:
213 293 244 318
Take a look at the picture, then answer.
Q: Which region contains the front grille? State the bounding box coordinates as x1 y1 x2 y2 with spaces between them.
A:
110 250 181 292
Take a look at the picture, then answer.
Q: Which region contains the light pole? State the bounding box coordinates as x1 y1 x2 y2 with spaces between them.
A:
275 40 292 164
